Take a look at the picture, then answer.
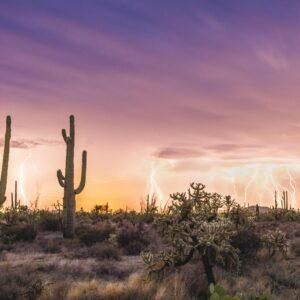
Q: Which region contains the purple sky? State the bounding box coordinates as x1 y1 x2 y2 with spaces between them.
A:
1 1 300 209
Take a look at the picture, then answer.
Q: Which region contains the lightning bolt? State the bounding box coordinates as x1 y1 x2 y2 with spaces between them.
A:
244 167 258 207
147 162 163 205
287 169 296 209
18 149 32 206
226 168 238 199
225 163 297 209
18 149 41 206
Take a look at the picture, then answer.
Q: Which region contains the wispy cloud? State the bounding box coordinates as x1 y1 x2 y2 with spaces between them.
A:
0 138 62 149
153 147 205 159
256 48 288 72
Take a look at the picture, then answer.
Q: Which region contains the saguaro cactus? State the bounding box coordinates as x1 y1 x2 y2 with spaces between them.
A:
57 115 87 238
281 190 289 210
11 180 19 209
274 190 278 209
0 116 11 206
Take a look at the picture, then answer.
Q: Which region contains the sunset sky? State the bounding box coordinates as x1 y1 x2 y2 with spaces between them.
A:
1 1 300 210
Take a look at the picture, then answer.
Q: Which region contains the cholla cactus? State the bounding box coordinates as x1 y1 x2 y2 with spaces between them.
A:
262 229 288 258
229 205 250 229
145 183 239 285
0 116 11 206
141 251 154 265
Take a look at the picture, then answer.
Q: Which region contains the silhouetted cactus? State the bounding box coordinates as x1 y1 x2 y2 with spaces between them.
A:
57 115 87 238
255 204 260 219
274 190 278 209
281 190 289 210
0 116 11 206
11 180 20 209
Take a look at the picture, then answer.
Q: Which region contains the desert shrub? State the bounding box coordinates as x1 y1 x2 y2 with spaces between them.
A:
0 265 43 300
39 239 62 254
229 205 251 229
260 208 300 222
116 222 150 255
1 207 37 225
231 224 262 261
90 203 111 221
112 210 146 224
76 222 115 246
75 242 120 261
38 210 62 231
139 195 158 223
265 262 300 293
0 223 37 244
291 239 300 257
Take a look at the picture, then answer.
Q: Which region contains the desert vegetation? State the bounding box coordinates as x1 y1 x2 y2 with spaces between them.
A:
0 115 299 299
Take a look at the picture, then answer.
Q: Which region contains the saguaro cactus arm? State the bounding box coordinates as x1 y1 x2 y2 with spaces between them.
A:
62 129 69 143
75 150 87 194
0 116 11 206
57 170 66 188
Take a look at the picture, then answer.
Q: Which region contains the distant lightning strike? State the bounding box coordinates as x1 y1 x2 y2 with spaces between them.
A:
19 149 32 206
148 162 163 204
146 159 175 209
226 163 298 209
287 169 296 208
244 167 258 207
18 149 41 207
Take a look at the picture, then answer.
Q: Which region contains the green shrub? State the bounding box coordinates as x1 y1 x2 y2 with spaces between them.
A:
209 284 271 300
209 284 241 299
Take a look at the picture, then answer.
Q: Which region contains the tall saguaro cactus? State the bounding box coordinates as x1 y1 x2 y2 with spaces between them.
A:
0 116 11 206
57 115 87 238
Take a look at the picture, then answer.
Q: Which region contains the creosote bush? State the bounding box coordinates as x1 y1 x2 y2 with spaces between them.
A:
231 223 262 261
38 210 62 232
116 221 150 255
0 265 43 300
0 222 37 244
74 242 121 261
76 222 115 246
